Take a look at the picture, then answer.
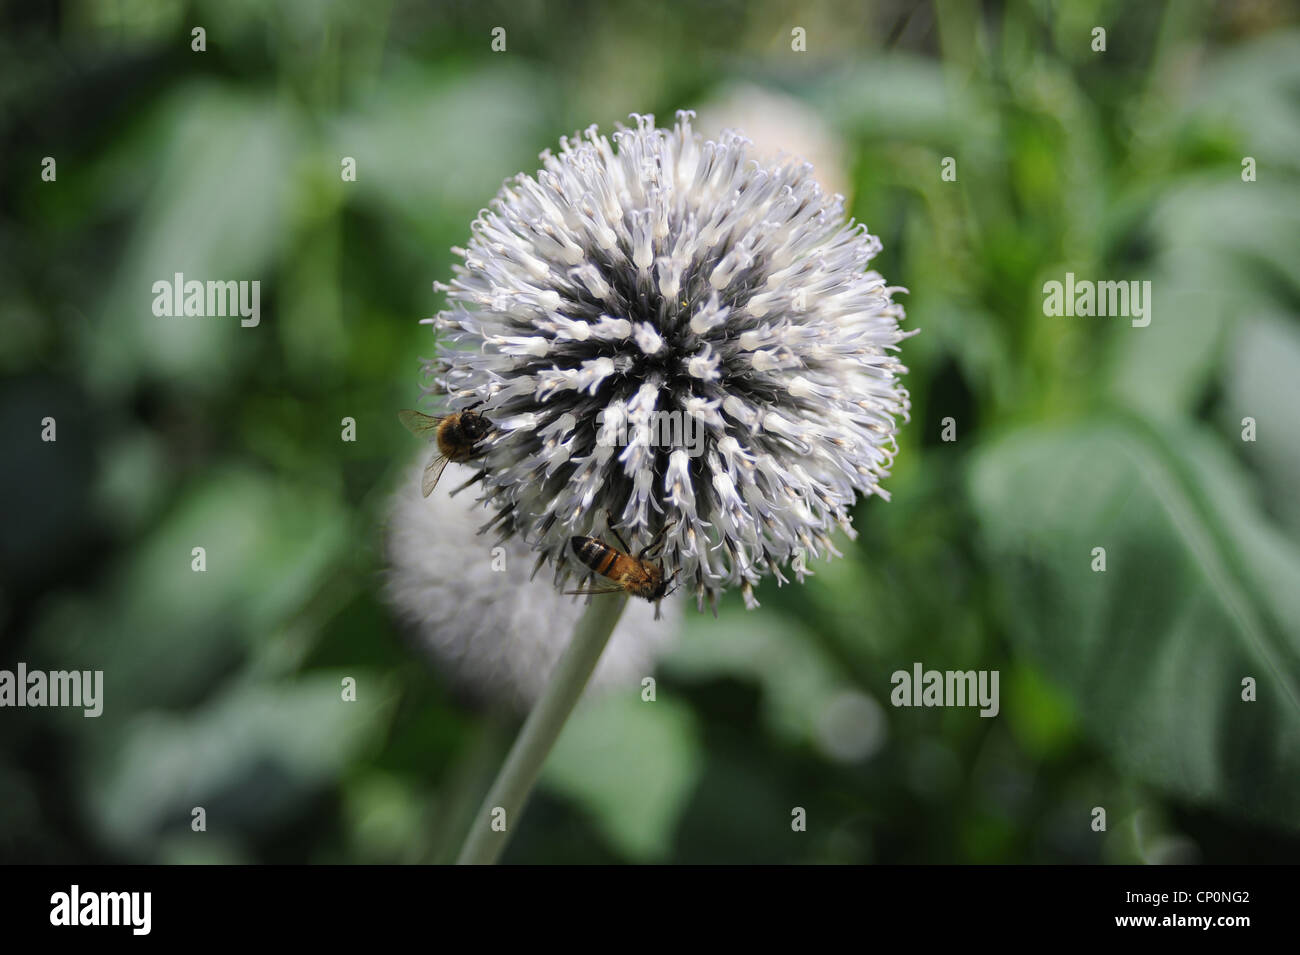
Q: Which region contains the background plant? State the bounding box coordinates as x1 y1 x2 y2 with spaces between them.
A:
2 0 1298 863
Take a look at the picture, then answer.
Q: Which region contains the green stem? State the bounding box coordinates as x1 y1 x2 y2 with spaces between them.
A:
455 594 628 865
428 706 511 864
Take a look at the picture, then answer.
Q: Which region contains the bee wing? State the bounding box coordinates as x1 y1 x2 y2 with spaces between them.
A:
563 585 626 596
421 454 450 497
398 409 443 438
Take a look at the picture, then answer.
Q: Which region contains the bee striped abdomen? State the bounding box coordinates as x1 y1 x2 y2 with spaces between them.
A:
572 537 619 578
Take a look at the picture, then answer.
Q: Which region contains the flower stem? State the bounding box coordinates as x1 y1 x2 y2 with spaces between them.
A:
455 594 628 865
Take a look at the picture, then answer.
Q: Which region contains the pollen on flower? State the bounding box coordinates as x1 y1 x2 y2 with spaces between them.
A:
429 111 915 612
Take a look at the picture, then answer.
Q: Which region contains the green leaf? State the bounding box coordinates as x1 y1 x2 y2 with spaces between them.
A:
38 468 349 717
541 693 701 862
1185 32 1300 174
969 417 1300 828
79 86 298 395
1220 313 1300 535
330 61 552 248
85 671 397 856
1106 180 1300 420
667 607 851 747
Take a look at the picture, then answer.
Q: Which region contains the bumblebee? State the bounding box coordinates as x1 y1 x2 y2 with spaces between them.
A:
567 520 677 614
398 402 492 496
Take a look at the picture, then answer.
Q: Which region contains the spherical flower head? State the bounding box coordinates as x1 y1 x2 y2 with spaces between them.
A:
385 457 678 711
430 111 914 611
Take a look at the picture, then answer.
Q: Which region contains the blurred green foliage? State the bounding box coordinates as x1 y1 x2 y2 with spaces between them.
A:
2 0 1299 863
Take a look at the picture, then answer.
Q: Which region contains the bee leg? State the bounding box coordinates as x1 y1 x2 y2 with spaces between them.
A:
640 520 676 559
602 510 633 554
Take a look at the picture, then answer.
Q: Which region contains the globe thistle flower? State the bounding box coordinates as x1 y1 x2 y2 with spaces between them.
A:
428 111 913 612
384 457 677 711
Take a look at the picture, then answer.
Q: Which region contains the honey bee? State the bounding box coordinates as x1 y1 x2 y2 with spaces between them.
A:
398 401 492 496
567 520 677 615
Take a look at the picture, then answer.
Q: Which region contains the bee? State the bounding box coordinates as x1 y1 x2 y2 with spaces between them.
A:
398 401 493 497
567 519 678 615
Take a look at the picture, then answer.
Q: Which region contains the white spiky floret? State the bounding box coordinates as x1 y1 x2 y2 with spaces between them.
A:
427 111 915 611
